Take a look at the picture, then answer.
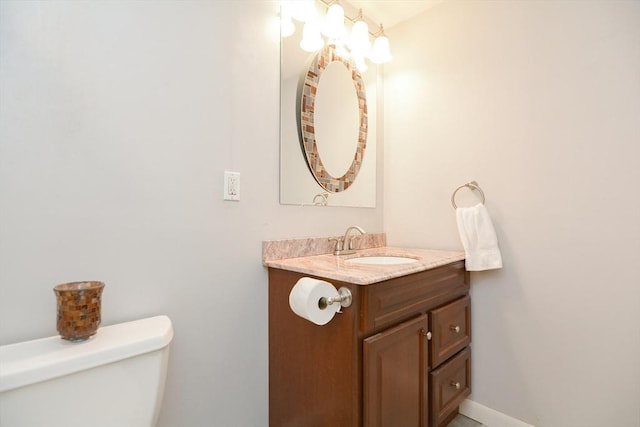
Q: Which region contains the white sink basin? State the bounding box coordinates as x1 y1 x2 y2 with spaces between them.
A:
345 256 419 265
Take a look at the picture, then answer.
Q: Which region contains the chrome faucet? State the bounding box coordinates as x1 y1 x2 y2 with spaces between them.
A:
329 226 366 256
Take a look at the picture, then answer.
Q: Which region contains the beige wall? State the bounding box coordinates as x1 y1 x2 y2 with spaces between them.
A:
384 1 640 426
0 2 383 426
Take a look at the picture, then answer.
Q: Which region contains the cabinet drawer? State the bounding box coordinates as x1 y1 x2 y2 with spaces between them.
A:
429 347 471 427
363 262 468 332
429 296 471 368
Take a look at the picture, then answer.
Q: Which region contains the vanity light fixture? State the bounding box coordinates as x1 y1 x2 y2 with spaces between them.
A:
351 54 368 73
322 1 346 40
300 19 324 52
281 8 296 38
280 0 392 69
348 9 371 57
370 25 392 64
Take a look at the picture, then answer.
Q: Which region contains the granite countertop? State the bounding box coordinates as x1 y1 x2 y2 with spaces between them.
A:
264 246 465 285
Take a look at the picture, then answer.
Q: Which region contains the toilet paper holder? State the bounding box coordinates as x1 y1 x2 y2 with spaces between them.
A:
318 287 352 311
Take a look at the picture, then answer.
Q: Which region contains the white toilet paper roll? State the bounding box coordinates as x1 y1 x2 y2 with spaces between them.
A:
289 277 341 325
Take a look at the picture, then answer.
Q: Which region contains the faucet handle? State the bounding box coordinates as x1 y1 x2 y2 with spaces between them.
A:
328 237 344 254
347 236 359 250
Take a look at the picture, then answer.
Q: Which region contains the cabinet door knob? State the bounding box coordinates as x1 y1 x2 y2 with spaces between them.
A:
450 325 461 333
421 329 432 340
450 381 461 390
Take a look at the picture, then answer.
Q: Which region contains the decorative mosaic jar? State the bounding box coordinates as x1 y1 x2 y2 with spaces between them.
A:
53 281 105 341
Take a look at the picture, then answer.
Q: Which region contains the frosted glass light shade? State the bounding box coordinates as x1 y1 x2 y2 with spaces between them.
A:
300 20 324 52
370 35 392 64
280 11 295 38
352 54 368 73
332 42 350 58
349 20 371 56
323 3 345 39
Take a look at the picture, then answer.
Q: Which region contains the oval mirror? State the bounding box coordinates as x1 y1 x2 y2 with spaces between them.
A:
314 61 360 177
298 46 368 193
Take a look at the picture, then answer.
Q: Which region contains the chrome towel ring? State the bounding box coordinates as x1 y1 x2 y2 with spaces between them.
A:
451 181 486 209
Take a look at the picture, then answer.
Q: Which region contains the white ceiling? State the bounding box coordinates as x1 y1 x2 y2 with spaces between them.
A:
345 0 443 29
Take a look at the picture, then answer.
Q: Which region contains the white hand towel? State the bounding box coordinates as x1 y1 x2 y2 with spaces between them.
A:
456 203 503 271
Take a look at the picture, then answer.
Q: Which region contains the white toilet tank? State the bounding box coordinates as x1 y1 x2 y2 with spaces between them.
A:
0 315 173 427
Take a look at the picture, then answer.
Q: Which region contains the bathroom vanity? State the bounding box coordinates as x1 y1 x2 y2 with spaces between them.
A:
265 240 471 427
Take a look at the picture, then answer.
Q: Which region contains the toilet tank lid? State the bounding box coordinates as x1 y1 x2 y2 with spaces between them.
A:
0 315 173 393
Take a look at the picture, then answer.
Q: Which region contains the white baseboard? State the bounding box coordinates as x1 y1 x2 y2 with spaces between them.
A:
459 399 535 427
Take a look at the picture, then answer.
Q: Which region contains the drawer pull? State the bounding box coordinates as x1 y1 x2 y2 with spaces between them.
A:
421 329 432 340
450 381 461 390
450 325 461 333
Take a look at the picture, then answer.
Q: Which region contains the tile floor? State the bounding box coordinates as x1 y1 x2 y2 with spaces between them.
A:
447 414 484 427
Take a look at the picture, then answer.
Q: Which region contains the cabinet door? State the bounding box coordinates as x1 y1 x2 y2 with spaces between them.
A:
363 314 429 427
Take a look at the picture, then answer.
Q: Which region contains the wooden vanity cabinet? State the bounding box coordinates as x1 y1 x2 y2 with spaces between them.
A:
268 260 471 427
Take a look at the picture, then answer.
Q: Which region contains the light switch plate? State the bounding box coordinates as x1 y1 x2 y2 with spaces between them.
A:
223 171 240 201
